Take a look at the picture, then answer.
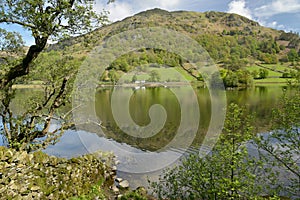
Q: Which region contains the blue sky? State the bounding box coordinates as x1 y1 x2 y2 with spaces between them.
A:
2 0 300 46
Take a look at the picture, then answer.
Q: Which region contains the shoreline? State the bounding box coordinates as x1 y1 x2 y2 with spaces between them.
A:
11 80 294 89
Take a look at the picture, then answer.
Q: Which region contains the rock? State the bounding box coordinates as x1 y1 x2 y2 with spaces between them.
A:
118 180 129 189
0 186 6 193
115 178 123 183
4 162 10 168
111 185 119 193
20 187 28 194
104 172 110 179
30 186 40 191
109 171 115 176
14 151 27 163
4 149 14 159
0 146 116 199
112 166 117 171
10 183 19 190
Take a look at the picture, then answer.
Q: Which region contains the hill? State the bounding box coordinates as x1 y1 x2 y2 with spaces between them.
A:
46 8 300 86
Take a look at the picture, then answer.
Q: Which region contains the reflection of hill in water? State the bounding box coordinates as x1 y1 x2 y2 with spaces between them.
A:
92 86 294 152
9 86 296 153
95 87 208 152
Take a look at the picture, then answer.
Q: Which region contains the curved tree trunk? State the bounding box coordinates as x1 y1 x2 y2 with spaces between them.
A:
1 36 48 88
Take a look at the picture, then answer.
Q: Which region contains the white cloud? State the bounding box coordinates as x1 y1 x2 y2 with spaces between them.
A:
106 2 134 21
94 1 134 22
95 0 184 22
158 0 181 9
267 21 285 30
130 0 182 11
254 0 300 17
227 0 253 19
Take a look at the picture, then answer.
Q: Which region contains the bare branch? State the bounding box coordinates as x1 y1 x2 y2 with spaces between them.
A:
62 104 82 119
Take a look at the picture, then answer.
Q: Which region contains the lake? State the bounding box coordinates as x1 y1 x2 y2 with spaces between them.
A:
2 85 296 188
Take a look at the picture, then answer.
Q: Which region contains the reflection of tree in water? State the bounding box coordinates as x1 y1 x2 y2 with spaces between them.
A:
256 86 267 96
95 87 181 152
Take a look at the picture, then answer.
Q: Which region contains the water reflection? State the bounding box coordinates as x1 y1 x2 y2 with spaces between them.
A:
95 87 203 152
2 86 296 188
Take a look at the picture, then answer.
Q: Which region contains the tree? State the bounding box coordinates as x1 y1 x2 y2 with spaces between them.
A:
259 68 269 79
237 69 253 86
132 74 138 83
1 51 79 151
287 49 299 62
0 28 24 54
0 0 110 151
252 69 259 79
0 0 108 88
148 70 161 82
108 69 118 84
151 104 268 199
223 70 239 87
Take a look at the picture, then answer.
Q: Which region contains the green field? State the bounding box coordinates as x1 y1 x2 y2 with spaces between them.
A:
174 66 198 81
260 64 295 72
245 64 297 85
246 65 282 77
113 64 296 86
254 77 290 84
119 66 193 83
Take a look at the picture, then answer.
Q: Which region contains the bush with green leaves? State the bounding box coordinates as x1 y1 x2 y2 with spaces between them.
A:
151 104 268 199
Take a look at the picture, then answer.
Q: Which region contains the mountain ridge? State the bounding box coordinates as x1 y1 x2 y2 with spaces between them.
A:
49 8 290 52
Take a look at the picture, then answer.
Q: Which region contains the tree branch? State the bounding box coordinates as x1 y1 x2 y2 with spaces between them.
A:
41 76 69 135
262 146 300 177
0 18 36 29
0 37 48 88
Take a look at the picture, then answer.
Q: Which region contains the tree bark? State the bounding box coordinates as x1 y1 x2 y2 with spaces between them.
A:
1 36 48 88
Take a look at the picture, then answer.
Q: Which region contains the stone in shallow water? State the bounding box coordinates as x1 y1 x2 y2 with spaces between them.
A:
118 180 129 189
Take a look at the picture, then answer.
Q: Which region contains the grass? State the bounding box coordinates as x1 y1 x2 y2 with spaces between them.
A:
12 80 44 89
174 66 198 81
119 65 294 86
246 65 282 77
254 78 291 86
243 64 298 85
12 84 43 89
120 66 192 83
260 64 294 72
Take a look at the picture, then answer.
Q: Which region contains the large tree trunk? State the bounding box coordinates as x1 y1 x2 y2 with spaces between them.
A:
1 36 48 88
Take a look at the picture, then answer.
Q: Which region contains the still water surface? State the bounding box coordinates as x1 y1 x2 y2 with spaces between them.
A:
2 85 295 188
